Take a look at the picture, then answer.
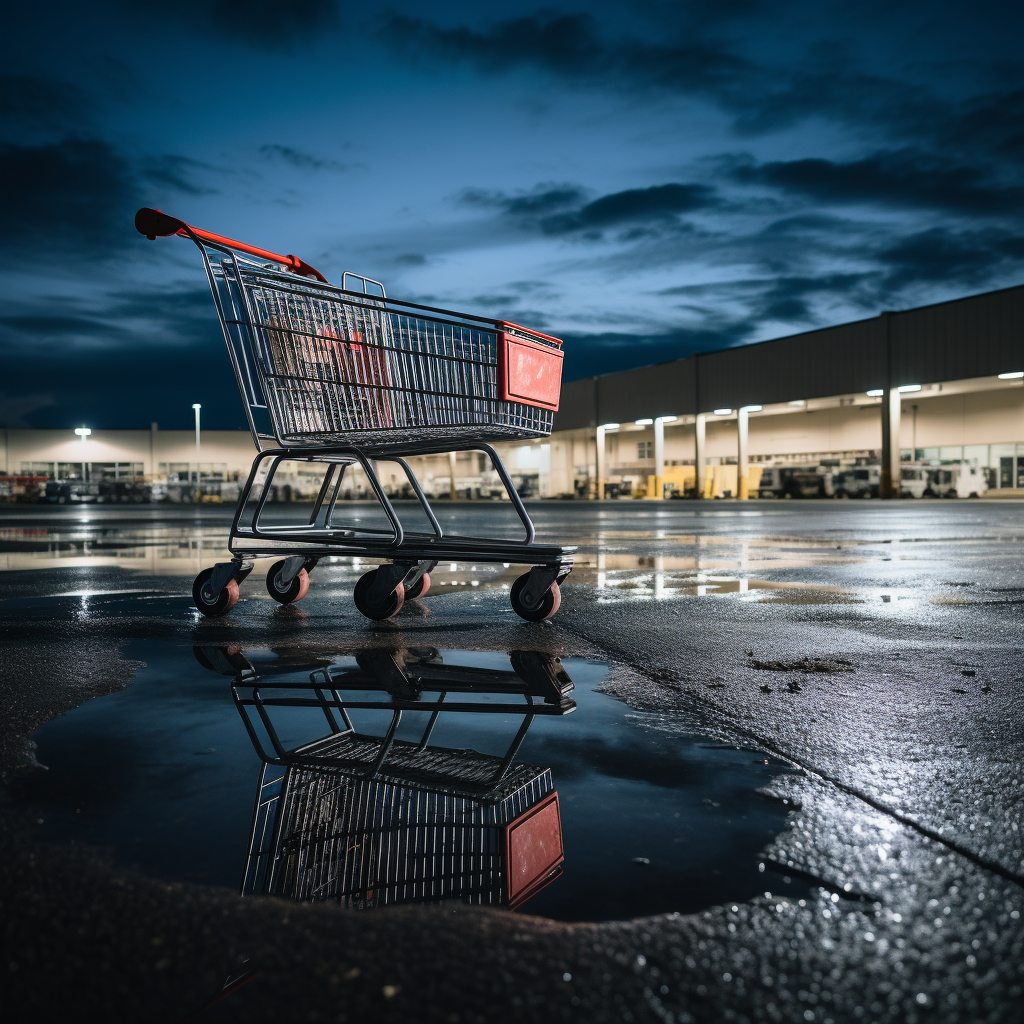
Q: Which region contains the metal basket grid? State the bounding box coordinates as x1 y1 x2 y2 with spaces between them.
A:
259 737 553 907
210 254 555 448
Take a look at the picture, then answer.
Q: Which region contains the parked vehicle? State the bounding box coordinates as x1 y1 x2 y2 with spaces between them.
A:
899 466 929 498
98 479 151 503
758 466 833 498
929 464 986 498
835 466 879 498
2 474 48 502
43 479 100 504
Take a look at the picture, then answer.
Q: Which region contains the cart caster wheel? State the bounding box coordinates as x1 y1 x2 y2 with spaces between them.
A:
405 572 431 600
266 560 310 604
353 569 405 620
192 568 240 618
510 574 561 622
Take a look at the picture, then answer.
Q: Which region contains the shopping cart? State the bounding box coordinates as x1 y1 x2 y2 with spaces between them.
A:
135 208 573 621
194 643 570 908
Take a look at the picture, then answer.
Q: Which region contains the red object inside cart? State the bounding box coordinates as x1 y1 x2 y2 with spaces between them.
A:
504 791 564 906
498 327 564 412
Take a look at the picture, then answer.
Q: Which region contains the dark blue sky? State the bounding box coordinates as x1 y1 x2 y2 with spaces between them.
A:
2 0 1022 428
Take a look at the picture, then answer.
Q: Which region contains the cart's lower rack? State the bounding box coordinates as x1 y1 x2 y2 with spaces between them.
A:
191 441 573 622
231 528 574 564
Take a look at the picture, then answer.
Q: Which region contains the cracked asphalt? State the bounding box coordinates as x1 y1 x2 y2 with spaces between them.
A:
1 499 1022 1023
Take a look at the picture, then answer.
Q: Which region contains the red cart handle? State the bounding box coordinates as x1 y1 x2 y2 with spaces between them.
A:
135 208 328 283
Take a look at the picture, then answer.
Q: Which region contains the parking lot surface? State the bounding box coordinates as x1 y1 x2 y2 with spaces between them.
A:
1 499 1022 1023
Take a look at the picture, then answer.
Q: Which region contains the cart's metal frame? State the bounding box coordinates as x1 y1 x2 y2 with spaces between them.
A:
138 211 574 616
208 439 573 605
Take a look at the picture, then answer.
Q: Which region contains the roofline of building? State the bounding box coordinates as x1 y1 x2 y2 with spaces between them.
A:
563 281 1024 384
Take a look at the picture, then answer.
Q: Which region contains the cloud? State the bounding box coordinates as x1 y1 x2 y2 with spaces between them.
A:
0 312 126 343
0 137 138 260
653 272 879 327
744 273 877 323
0 343 242 430
208 0 337 44
375 9 934 141
377 8 1024 168
459 181 717 236
382 12 613 77
726 150 1024 216
259 144 348 171
459 183 586 215
0 391 57 429
560 324 751 379
0 135 220 264
0 285 239 428
379 11 758 107
140 154 218 195
131 0 339 47
564 183 718 229
877 227 1024 290
935 86 1024 164
0 285 220 349
0 75 91 138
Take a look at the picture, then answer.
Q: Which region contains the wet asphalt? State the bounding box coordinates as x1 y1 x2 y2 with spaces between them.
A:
1 499 1022 1023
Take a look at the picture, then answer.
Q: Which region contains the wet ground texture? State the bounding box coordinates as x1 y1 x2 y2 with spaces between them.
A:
1 500 1023 1023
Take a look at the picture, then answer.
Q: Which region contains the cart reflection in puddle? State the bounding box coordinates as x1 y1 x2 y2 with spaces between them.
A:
195 645 575 911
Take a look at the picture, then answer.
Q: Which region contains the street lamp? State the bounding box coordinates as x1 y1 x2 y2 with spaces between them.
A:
192 404 201 495
74 427 91 444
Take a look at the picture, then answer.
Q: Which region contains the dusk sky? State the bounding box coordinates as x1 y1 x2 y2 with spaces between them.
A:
2 0 1022 429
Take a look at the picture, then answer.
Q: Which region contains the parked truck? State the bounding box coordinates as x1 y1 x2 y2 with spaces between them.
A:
899 466 929 498
757 466 833 498
834 466 880 498
928 464 986 498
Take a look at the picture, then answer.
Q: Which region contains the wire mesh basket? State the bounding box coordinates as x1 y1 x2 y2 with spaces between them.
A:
206 251 563 449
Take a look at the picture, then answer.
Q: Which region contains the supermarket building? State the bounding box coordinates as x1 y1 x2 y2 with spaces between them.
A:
1 282 1022 499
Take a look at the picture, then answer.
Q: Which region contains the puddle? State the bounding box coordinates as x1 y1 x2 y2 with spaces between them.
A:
0 513 859 606
591 570 856 602
0 521 231 575
8 644 807 922
0 510 961 608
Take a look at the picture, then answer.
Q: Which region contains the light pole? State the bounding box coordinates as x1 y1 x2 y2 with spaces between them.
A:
74 427 91 482
192 404 201 498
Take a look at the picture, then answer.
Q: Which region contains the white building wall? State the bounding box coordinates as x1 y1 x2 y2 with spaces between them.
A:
1 427 257 478
574 382 1024 469
3 379 1021 494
